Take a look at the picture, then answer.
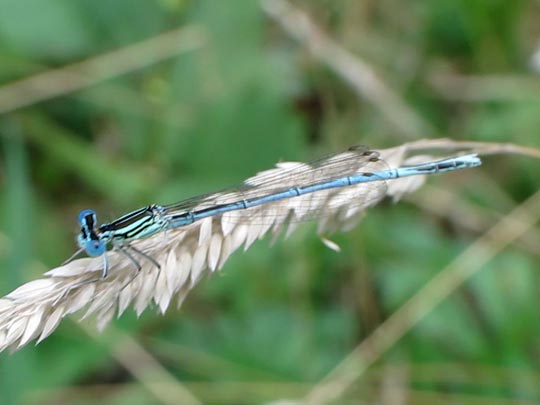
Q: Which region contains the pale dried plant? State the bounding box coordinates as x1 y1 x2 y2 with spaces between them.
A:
0 139 535 353
0 25 206 114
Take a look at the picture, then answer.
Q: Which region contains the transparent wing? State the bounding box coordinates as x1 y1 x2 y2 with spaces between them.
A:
161 146 389 225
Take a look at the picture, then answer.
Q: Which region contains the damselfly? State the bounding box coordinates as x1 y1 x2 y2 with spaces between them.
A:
72 145 481 278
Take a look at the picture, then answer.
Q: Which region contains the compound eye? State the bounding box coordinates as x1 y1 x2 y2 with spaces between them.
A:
85 239 106 257
78 209 97 227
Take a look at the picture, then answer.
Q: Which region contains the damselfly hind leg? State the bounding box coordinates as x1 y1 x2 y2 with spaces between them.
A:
117 244 162 292
128 245 161 270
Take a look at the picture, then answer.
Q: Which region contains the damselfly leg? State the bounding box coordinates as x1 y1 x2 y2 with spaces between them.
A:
114 243 162 292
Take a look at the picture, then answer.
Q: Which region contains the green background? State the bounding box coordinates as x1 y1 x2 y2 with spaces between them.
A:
0 0 539 403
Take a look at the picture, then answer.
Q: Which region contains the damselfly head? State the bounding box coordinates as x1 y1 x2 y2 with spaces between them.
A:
77 209 106 257
81 238 106 257
78 209 97 227
77 230 106 257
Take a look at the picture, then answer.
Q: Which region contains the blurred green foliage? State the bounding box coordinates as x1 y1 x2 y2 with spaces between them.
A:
0 0 539 403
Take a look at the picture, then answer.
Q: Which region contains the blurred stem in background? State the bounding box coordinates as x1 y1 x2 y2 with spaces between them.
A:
1 122 36 404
